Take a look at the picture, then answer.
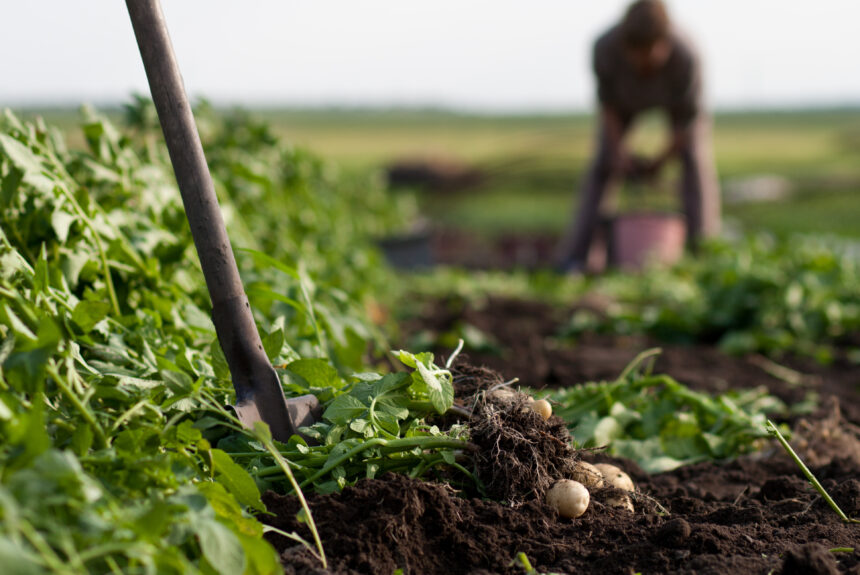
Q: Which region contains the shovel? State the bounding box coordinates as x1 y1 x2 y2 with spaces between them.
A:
125 0 320 442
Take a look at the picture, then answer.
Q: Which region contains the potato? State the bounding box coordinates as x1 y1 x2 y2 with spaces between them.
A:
571 461 604 489
546 479 590 518
487 387 519 404
530 399 552 420
605 493 634 513
594 463 635 492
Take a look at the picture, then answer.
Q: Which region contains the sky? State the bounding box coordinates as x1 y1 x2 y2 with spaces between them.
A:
2 0 860 111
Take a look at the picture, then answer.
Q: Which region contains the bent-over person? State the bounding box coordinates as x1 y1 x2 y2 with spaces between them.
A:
557 0 720 272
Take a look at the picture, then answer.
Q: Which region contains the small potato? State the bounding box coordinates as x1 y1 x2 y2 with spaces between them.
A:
546 479 590 519
571 461 604 489
605 493 634 513
594 463 635 492
487 387 519 405
530 399 552 420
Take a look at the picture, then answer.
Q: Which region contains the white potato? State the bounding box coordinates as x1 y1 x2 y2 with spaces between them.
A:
546 479 590 518
594 463 635 492
571 461 605 489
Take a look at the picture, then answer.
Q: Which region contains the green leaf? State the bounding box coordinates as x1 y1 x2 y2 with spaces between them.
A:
592 416 623 446
376 397 410 420
415 360 453 414
211 339 231 380
33 245 49 294
161 369 195 394
195 519 246 575
72 300 112 333
51 209 76 244
69 424 94 457
3 318 61 393
0 165 23 207
236 532 281 575
197 481 263 537
323 394 367 424
261 327 284 362
0 134 43 174
285 358 339 389
0 536 46 575
209 449 266 512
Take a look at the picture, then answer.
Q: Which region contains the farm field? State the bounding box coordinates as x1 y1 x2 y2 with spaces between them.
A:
2 103 859 575
27 106 860 241
254 107 860 241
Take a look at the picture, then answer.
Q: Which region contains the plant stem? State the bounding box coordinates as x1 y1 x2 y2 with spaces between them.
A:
257 432 328 570
766 419 859 524
55 183 121 317
47 363 109 449
295 437 473 488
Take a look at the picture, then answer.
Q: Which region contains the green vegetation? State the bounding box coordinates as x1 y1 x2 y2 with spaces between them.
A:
2 102 857 573
0 106 456 573
563 235 860 361
542 350 790 473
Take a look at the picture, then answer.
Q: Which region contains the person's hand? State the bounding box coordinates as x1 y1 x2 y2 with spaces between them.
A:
610 146 634 175
626 154 666 182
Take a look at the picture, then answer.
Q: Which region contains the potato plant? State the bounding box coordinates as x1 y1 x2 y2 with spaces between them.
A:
0 107 453 573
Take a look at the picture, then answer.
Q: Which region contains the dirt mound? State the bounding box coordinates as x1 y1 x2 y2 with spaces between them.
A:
263 450 859 574
261 295 860 574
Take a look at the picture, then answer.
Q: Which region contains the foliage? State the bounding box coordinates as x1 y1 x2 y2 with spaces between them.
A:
228 351 471 495
542 351 790 473
564 236 860 361
0 105 430 573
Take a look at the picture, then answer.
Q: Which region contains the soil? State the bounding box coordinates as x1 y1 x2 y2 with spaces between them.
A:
263 296 860 575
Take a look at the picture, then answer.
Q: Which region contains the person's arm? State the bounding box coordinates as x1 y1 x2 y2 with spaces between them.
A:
601 104 632 173
647 41 700 177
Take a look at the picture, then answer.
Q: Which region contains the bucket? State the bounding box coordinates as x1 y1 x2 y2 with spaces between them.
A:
611 212 686 270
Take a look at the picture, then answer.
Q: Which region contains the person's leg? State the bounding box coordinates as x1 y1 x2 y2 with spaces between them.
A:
679 114 721 251
556 118 628 269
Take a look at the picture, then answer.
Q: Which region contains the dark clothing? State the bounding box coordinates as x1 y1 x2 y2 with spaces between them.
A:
557 26 720 267
594 24 702 127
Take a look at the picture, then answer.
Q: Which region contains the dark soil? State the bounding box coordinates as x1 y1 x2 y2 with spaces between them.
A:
263 296 860 575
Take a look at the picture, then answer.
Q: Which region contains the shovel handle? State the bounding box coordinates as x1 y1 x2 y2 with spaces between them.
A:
126 0 241 307
126 0 298 440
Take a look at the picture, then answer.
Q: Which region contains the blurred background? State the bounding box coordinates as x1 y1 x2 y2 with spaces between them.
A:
4 0 859 262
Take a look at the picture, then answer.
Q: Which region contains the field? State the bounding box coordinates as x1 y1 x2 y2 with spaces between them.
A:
2 103 859 575
253 108 860 239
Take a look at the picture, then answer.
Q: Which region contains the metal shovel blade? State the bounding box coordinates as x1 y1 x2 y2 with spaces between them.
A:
232 394 322 442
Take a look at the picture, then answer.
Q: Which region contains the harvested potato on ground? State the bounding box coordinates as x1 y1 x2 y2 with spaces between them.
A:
605 492 635 512
546 479 590 518
594 463 635 492
530 399 552 420
571 461 604 489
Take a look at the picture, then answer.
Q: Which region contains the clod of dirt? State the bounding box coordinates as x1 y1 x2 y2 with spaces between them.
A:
657 517 692 547
778 543 841 575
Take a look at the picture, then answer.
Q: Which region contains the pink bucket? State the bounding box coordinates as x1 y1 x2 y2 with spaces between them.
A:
611 212 686 270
